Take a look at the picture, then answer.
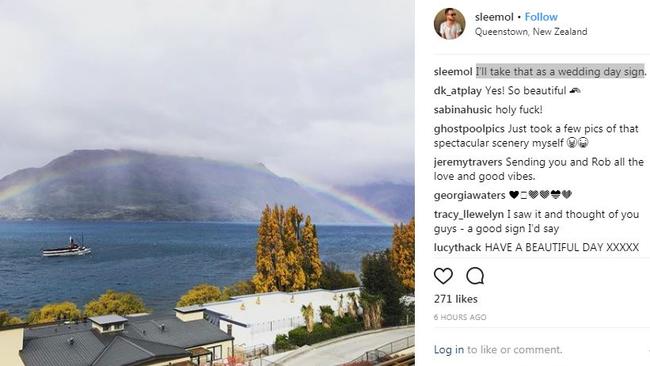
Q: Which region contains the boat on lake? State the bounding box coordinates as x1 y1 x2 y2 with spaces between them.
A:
42 236 91 257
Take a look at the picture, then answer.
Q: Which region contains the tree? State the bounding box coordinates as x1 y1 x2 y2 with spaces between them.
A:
320 262 360 290
390 218 415 292
337 294 346 318
176 281 255 307
319 305 334 328
222 280 255 298
284 206 307 291
301 303 315 333
0 310 22 326
84 290 147 317
301 216 322 289
177 284 223 307
252 205 323 292
27 302 82 324
252 205 288 292
359 292 383 330
347 292 359 319
361 250 406 326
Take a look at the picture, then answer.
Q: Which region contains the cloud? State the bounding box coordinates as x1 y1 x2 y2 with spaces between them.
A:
0 0 413 185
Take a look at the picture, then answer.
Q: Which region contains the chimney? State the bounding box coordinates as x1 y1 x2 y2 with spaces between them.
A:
0 324 26 365
227 324 232 336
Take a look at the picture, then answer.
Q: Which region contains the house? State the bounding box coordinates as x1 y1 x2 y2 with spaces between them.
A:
0 310 234 366
175 287 362 349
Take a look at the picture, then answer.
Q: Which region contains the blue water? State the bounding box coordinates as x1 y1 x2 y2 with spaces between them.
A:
0 221 391 316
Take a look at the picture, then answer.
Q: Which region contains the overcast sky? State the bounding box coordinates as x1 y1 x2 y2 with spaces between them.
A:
0 0 413 186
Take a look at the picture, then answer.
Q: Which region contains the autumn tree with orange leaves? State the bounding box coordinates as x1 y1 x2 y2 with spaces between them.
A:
389 217 415 292
252 205 322 293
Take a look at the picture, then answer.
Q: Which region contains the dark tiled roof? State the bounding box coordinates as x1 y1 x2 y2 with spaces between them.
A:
24 321 92 339
20 330 105 366
91 336 188 366
20 314 232 366
126 317 233 348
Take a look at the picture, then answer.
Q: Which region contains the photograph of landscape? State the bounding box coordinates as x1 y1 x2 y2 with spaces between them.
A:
0 1 414 365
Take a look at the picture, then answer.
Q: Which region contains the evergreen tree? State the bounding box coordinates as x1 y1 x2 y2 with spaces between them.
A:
361 250 406 326
390 218 415 292
320 262 360 290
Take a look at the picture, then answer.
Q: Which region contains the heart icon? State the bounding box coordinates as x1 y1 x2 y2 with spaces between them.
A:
551 190 561 199
434 267 453 285
529 190 538 199
562 190 572 198
509 191 519 199
540 190 550 199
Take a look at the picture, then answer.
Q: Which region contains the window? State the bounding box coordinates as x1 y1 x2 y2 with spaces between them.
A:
211 345 222 360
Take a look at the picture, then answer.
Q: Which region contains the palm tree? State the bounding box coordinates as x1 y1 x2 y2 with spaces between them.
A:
359 292 383 330
319 307 334 329
337 294 346 318
321 313 334 328
347 292 359 318
301 303 314 333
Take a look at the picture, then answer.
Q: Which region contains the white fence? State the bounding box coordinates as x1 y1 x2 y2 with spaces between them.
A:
248 316 304 335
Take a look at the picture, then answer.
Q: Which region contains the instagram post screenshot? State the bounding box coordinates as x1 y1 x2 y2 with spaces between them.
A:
0 1 414 366
418 0 649 365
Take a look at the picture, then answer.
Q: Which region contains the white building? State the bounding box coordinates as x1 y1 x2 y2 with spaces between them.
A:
174 287 361 348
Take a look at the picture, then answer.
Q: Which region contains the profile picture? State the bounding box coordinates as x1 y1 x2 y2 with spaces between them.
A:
434 8 465 40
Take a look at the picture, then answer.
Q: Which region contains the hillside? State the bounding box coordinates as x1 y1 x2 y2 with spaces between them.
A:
0 150 390 224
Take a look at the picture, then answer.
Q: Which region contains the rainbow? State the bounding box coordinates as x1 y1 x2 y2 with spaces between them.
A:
288 175 398 226
0 151 400 226
0 152 132 203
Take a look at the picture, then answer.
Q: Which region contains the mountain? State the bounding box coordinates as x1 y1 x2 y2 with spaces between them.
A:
0 150 395 224
337 182 414 223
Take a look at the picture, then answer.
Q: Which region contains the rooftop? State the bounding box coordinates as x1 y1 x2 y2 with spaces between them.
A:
20 313 233 366
92 336 188 366
205 287 361 325
89 315 128 325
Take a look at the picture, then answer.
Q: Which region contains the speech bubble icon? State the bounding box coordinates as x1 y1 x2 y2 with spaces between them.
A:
466 267 485 285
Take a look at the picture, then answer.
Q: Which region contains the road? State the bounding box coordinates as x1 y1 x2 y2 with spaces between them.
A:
273 326 414 366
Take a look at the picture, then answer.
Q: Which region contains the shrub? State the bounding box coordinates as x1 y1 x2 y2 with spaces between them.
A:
177 284 223 307
27 302 82 324
0 310 22 326
274 334 293 352
287 315 363 346
84 290 147 316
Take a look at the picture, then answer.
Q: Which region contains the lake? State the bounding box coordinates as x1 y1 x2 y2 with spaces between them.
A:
0 221 392 315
